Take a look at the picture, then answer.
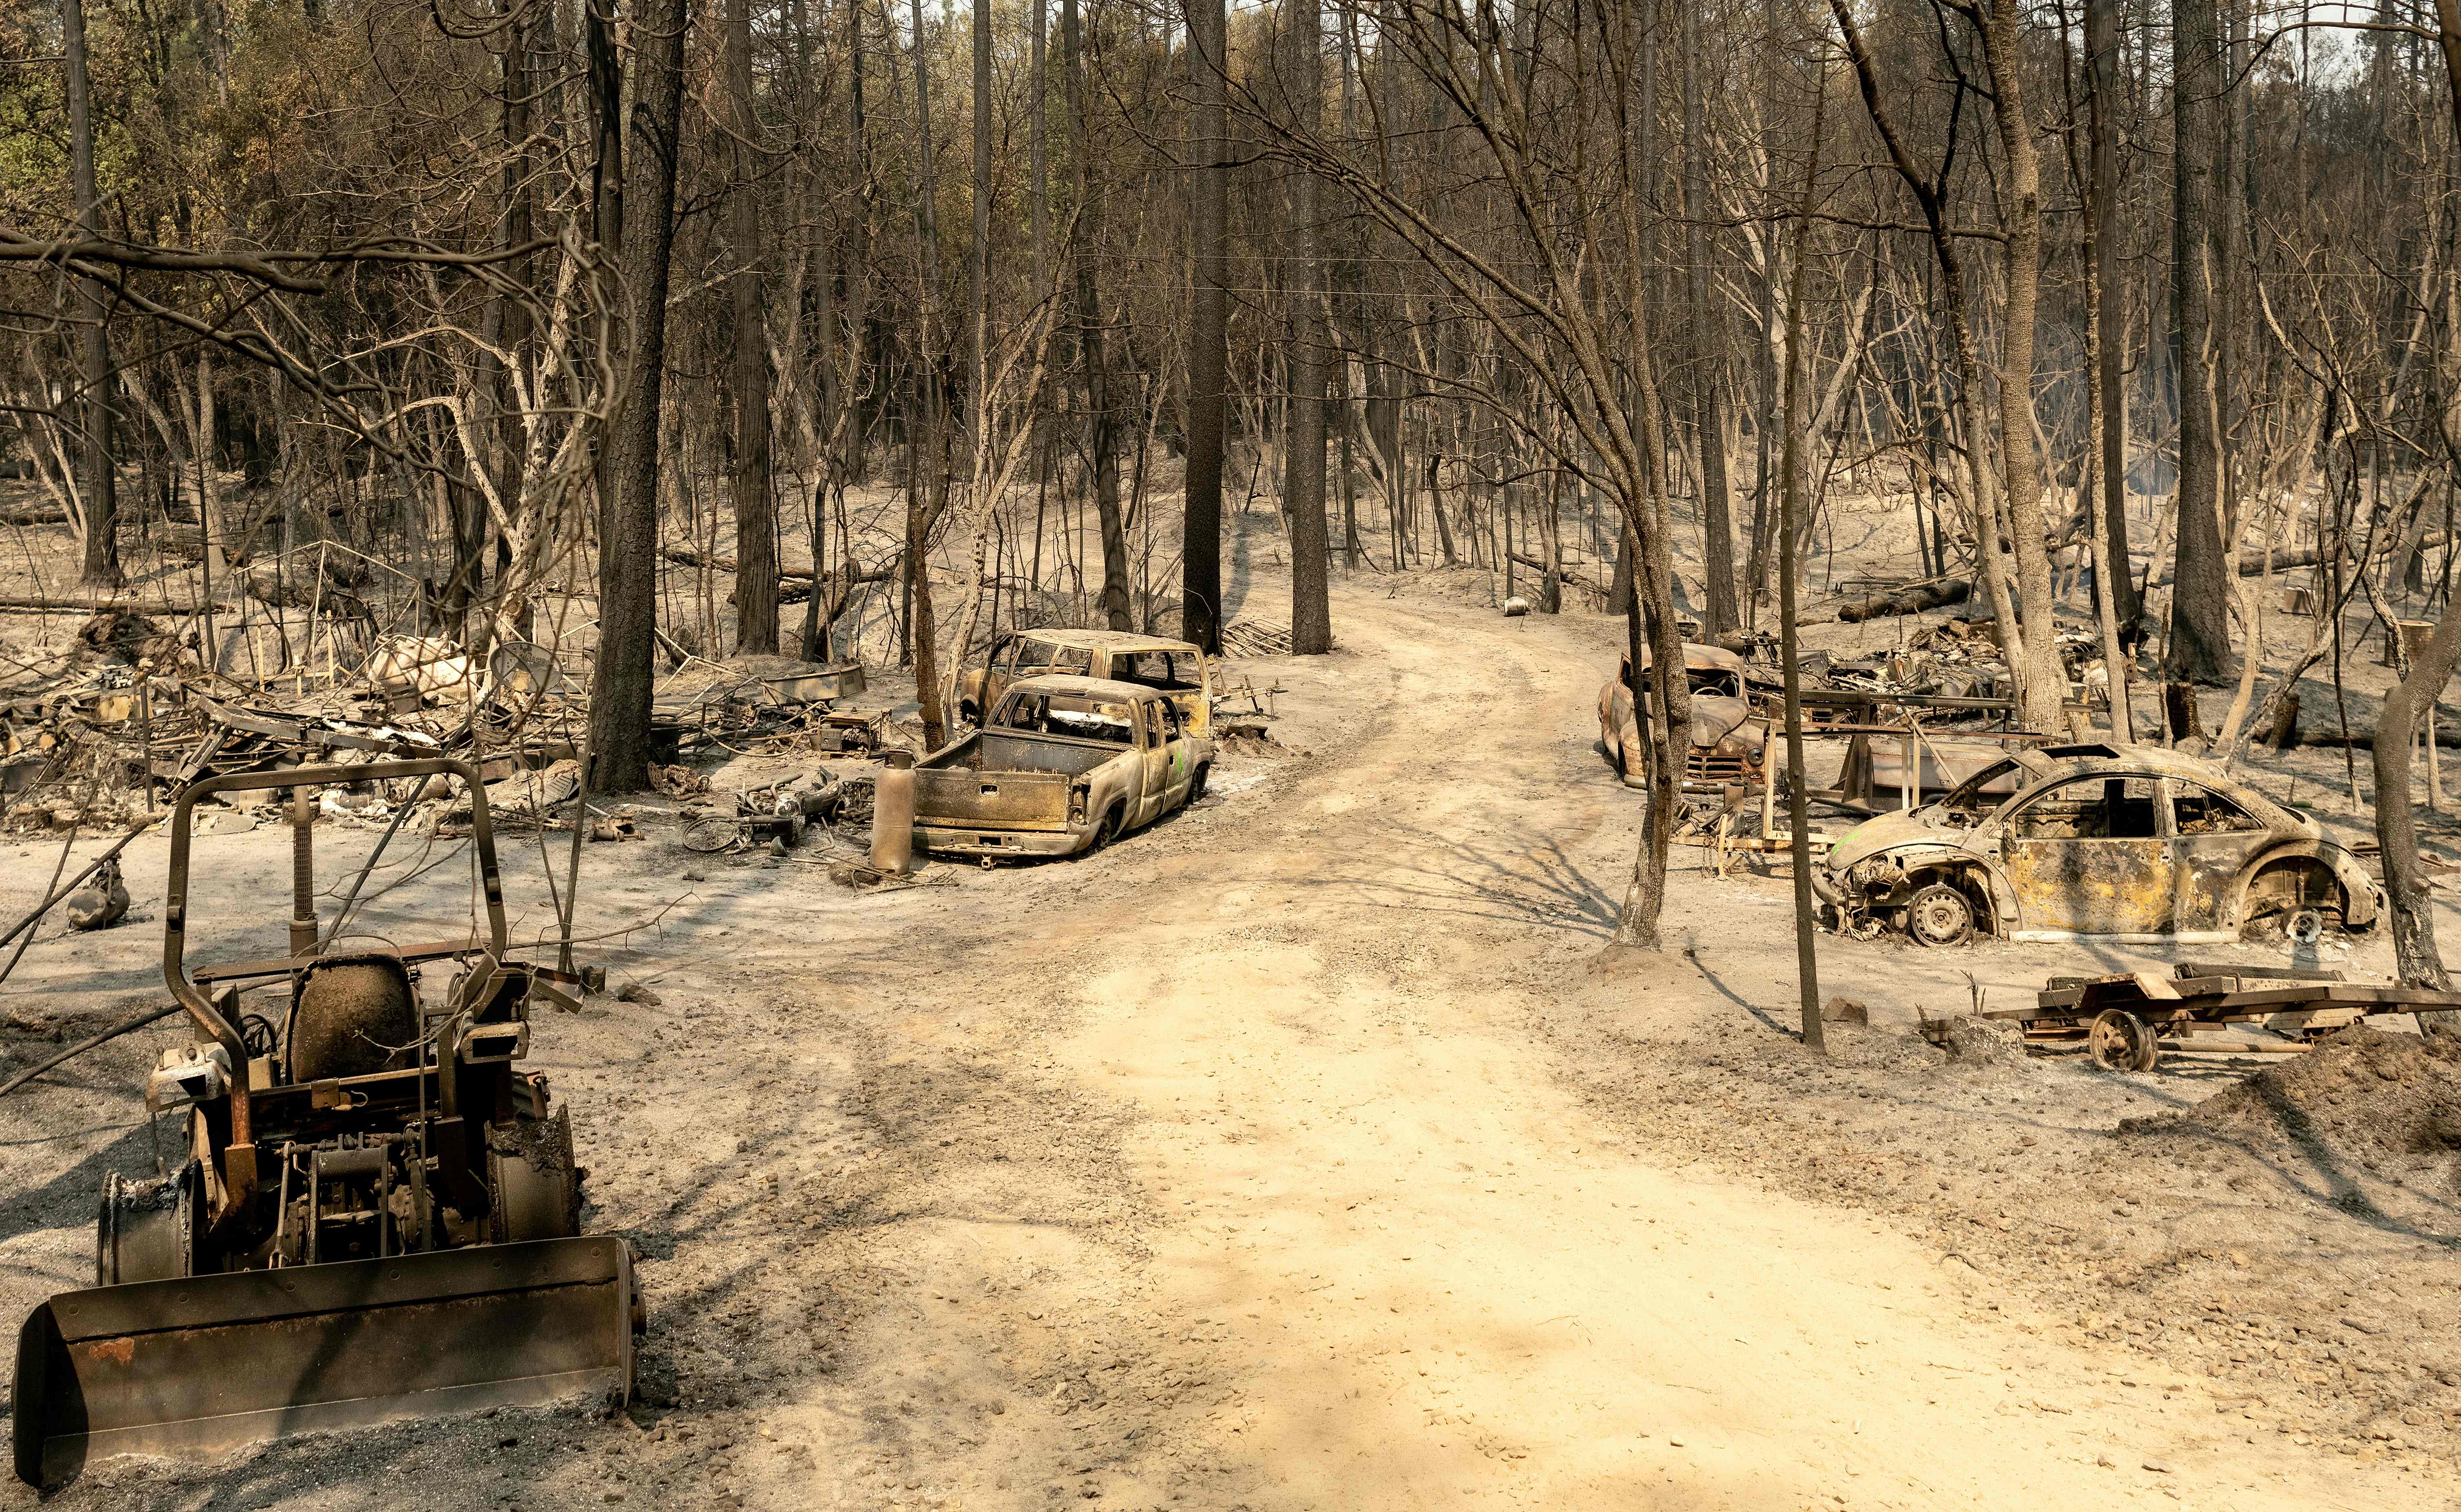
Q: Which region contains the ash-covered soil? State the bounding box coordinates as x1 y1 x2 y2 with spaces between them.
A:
5 502 2461 1509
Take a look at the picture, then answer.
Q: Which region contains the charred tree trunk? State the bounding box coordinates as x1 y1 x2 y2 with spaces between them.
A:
64 0 118 588
1182 0 1228 652
1680 0 1735 638
2167 0 2232 683
2375 603 2461 1018
728 0 779 653
2086 0 2136 629
1063 0 1129 631
587 0 689 793
1285 0 1331 654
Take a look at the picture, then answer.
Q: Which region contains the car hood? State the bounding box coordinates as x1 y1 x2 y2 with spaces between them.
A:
1690 694 1755 750
1823 807 1976 872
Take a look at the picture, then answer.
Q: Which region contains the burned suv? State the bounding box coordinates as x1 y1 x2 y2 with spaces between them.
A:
1813 743 2381 946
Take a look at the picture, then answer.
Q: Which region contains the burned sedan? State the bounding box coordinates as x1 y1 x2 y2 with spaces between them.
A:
1813 743 2381 946
1598 643 1766 790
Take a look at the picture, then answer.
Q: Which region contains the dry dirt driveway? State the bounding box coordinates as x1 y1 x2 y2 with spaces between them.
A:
0 578 2433 1512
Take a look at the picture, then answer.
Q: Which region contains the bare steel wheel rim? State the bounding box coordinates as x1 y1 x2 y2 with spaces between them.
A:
2089 1007 2158 1072
1904 883 1973 947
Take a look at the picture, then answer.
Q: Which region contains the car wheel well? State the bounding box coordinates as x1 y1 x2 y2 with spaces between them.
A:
2242 857 2347 924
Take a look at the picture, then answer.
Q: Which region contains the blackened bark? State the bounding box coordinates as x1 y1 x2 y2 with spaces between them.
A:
1062 0 1130 630
586 0 688 793
1285 0 1330 654
1182 0 1227 652
64 0 118 587
2167 0 2231 683
2086 0 2136 628
1679 0 1734 637
729 0 778 653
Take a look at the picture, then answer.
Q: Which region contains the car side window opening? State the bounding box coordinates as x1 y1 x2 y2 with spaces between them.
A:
1938 760 2021 824
2174 784 2264 835
1157 700 1182 739
2008 775 2162 840
1688 668 1742 698
1142 701 1167 746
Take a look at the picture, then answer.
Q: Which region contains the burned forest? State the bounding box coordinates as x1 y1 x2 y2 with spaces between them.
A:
4 0 2461 1506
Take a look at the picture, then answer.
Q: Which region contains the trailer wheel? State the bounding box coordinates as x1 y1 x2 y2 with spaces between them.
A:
2089 1008 2160 1072
1903 883 1975 947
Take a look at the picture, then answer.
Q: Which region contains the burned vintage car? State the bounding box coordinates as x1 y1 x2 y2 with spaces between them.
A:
1814 743 2382 946
1598 643 1766 791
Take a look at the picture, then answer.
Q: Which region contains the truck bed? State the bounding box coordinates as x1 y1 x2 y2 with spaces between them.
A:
916 732 1122 833
921 730 1119 778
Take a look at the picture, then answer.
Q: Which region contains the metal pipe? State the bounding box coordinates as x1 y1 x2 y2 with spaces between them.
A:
289 785 318 957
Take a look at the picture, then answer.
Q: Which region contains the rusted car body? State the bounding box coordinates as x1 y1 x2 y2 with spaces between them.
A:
958 630 1214 738
1814 743 2382 945
1597 644 1766 791
915 674 1212 859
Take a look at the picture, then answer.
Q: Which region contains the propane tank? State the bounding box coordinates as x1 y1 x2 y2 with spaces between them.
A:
871 750 916 876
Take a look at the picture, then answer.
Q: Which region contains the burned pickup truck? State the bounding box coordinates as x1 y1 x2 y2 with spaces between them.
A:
914 674 1212 860
1597 643 1766 791
1814 742 2381 946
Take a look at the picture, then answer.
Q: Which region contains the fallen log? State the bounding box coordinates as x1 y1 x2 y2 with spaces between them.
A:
0 503 67 526
661 547 816 580
2149 530 2454 589
1836 577 1972 623
0 594 231 615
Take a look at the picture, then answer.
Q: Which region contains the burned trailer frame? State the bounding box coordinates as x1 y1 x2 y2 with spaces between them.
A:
1815 743 2383 947
1975 963 2461 1072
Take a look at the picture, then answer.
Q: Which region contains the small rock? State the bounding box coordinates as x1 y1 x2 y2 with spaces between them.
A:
615 982 663 1007
1822 997 1870 1025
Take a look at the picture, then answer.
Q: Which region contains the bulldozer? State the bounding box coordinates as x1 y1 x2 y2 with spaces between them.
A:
12 757 639 1488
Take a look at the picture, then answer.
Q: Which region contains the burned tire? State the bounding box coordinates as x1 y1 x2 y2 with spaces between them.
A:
1903 883 1976 947
1188 765 1211 803
1088 805 1126 853
489 1107 580 1244
95 1163 201 1286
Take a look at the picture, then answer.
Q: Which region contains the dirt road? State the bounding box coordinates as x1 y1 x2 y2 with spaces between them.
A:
0 578 2438 1509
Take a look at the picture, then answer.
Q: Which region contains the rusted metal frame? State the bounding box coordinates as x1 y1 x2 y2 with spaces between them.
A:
193 940 490 985
163 758 505 1226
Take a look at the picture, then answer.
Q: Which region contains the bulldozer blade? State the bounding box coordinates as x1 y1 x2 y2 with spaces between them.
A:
13 1236 635 1488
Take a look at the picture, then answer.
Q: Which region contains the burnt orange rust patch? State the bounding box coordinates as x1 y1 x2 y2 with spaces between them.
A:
82 1336 136 1366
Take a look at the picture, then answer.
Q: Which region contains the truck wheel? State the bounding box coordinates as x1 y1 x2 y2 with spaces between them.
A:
1189 765 1210 802
1089 805 1125 853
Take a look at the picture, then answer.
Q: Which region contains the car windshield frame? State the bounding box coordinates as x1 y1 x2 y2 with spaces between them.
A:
1930 758 2024 825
